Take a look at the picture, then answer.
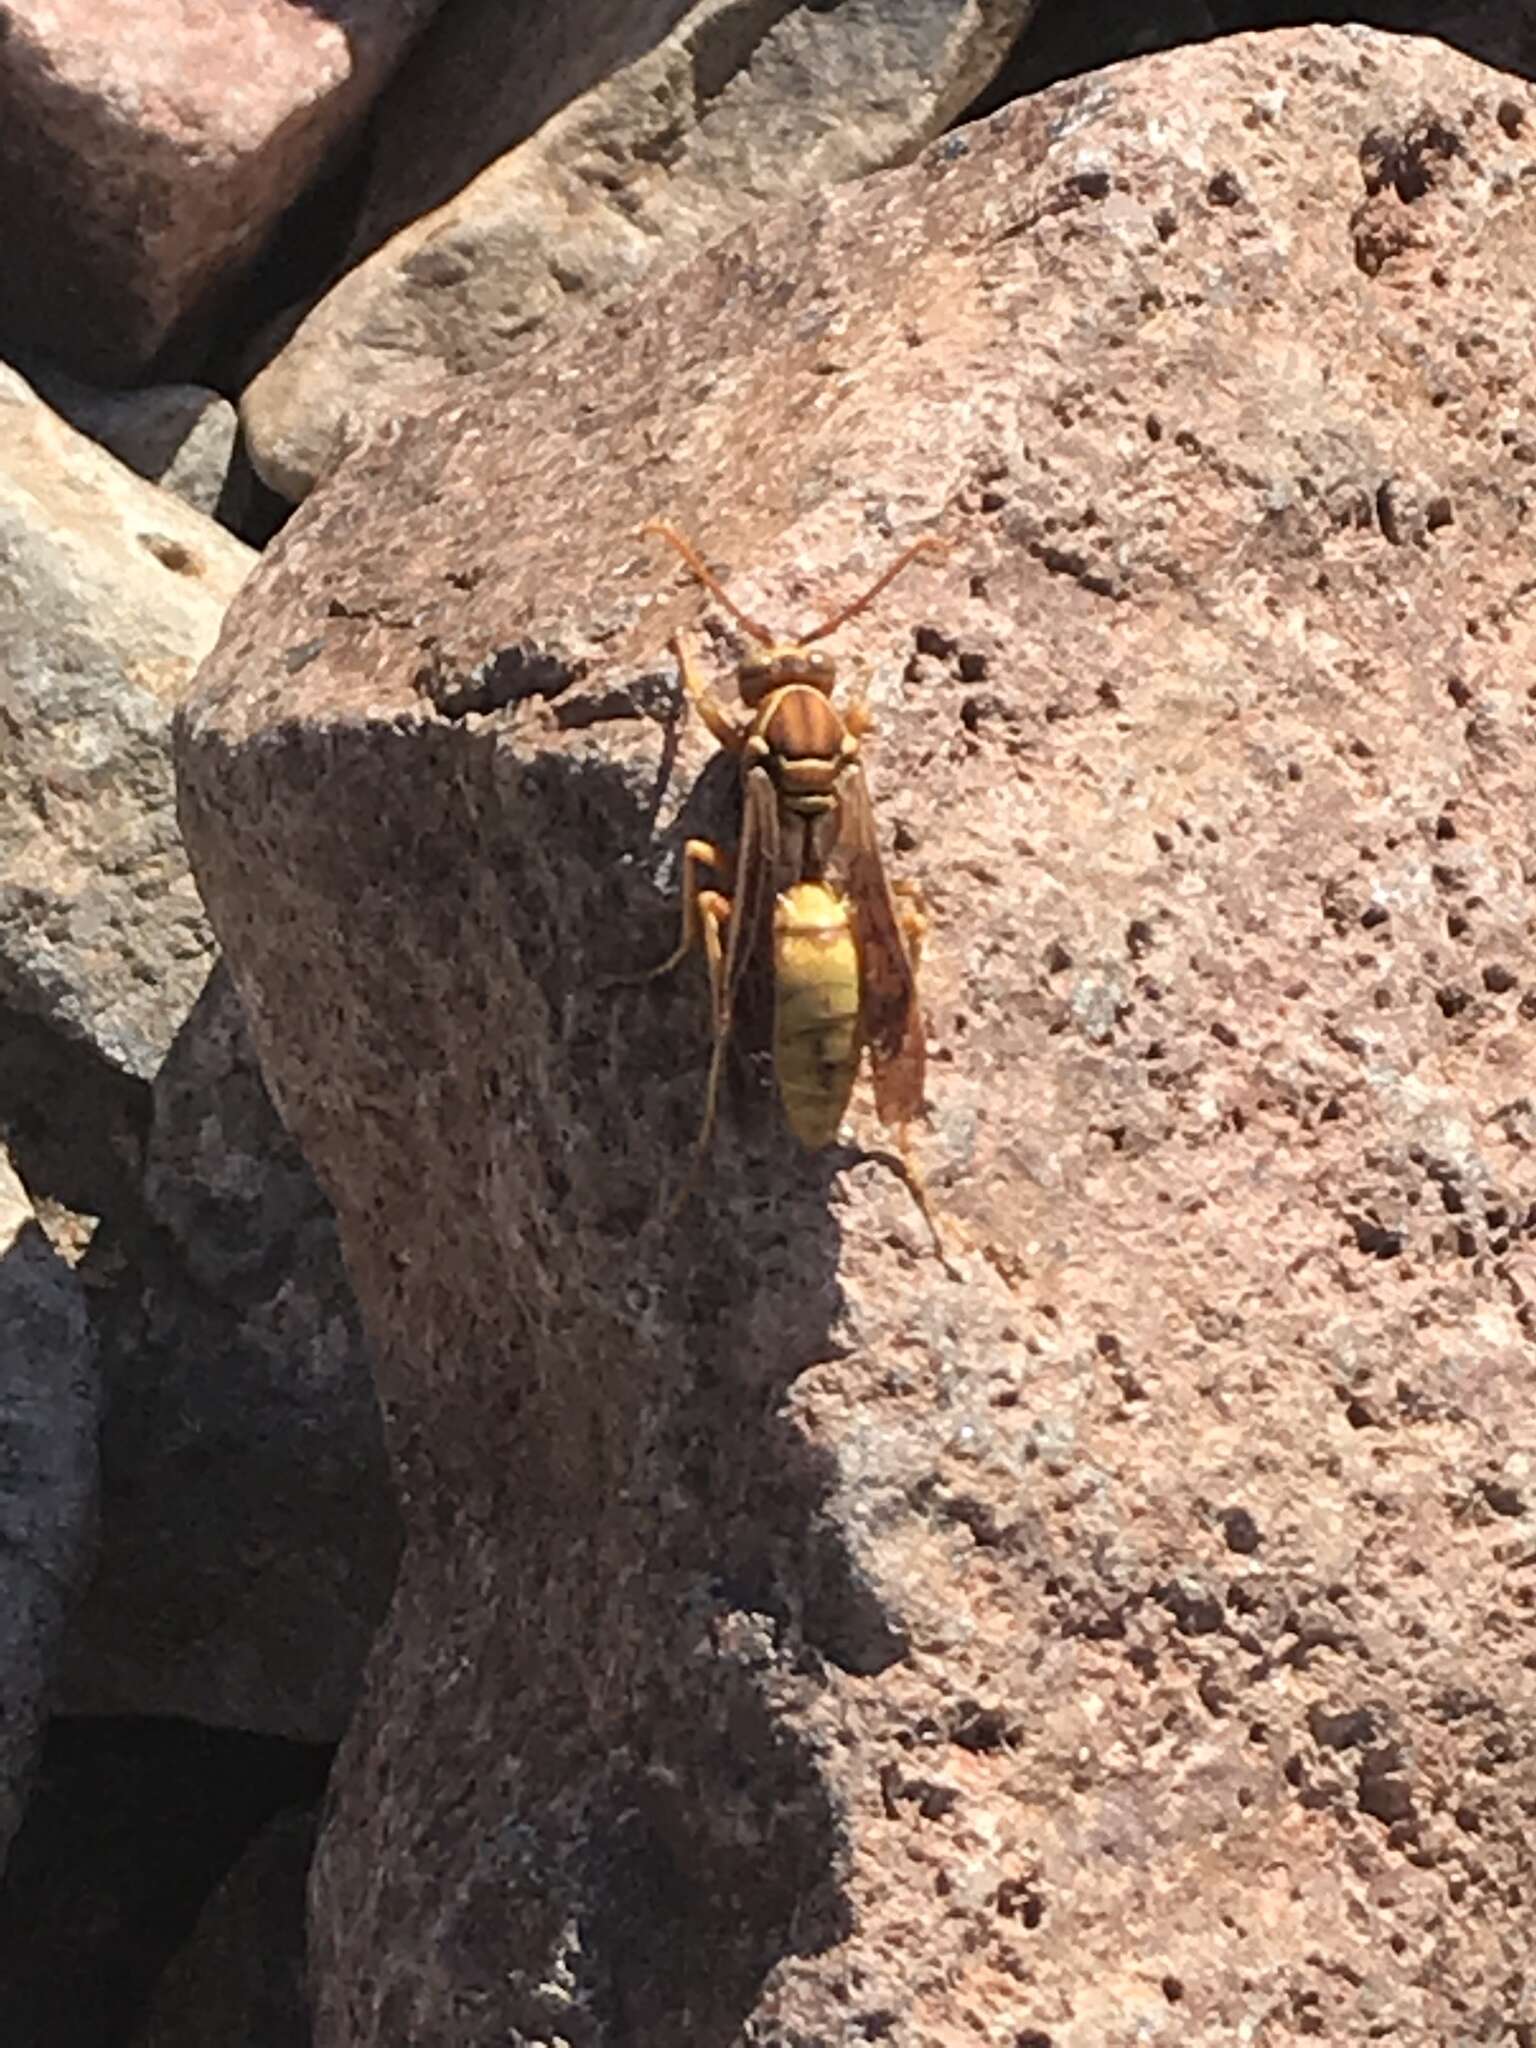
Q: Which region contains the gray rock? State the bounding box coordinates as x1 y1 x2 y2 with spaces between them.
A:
349 0 700 259
241 0 1034 499
18 365 240 520
0 1149 98 1871
0 360 252 1081
58 966 398 1745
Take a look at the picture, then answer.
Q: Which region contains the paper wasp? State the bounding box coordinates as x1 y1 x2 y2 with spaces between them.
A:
634 518 949 1192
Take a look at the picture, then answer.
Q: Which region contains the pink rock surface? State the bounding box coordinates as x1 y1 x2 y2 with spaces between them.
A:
0 0 443 380
178 24 1536 2046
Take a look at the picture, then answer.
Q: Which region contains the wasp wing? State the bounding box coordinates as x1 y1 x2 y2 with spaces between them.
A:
718 760 780 1031
836 763 925 1128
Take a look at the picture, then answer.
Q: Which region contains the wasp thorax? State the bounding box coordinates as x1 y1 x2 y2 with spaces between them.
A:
737 644 837 706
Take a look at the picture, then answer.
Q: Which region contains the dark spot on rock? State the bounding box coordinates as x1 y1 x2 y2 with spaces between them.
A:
1435 813 1457 840
1154 206 1177 240
1163 1976 1185 2004
1483 964 1518 993
1348 1215 1403 1258
1309 1703 1378 1750
1071 168 1111 200
1360 903 1389 929
1145 413 1163 441
1358 1748 1414 1825
1447 676 1473 707
1126 919 1154 958
1207 169 1243 206
1044 939 1073 975
958 649 989 683
1157 1579 1223 1636
1221 1507 1261 1554
952 1703 1010 1752
140 532 198 574
282 638 324 674
914 623 956 660
1480 1477 1525 1517
1436 985 1470 1017
1498 99 1526 138
426 640 585 718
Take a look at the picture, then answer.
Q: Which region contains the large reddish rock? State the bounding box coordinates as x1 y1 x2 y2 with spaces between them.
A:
178 26 1536 2046
0 0 444 381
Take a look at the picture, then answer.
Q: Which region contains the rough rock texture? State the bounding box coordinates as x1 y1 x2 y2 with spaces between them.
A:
17 365 241 520
180 26 1536 2046
0 364 390 1741
349 0 699 261
241 0 1033 499
973 0 1536 116
58 965 398 1744
130 1805 319 2048
0 362 252 1082
0 1149 98 1871
0 0 445 382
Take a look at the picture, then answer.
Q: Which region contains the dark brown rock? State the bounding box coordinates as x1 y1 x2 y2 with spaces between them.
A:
179 26 1536 2046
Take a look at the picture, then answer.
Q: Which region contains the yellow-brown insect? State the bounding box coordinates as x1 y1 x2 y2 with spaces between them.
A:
636 519 947 1180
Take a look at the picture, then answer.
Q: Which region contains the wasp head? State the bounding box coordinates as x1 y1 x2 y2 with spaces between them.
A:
737 645 837 707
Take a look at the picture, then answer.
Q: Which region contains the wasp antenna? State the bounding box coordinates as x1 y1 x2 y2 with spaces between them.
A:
800 533 952 646
641 519 778 646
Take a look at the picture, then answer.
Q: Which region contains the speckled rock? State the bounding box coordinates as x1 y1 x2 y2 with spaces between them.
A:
16 365 240 520
240 0 1033 499
0 362 252 1083
345 0 700 261
178 26 1536 2047
57 965 397 1744
0 0 446 381
0 1149 98 1874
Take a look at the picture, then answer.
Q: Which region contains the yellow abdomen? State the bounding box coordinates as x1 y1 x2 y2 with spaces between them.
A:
773 881 861 1148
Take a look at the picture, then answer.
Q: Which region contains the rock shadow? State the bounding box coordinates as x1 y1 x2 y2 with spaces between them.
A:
218 713 912 2045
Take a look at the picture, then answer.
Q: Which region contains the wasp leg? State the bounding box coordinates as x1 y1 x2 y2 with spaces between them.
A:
614 837 734 985
843 696 875 740
666 886 733 1216
892 880 927 969
672 629 749 752
880 883 958 1272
